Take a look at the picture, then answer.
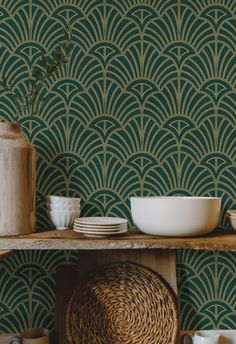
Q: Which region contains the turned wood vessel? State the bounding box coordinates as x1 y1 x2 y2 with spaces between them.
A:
0 123 36 236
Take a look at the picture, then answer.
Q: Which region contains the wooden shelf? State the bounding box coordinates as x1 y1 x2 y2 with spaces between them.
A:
0 228 235 251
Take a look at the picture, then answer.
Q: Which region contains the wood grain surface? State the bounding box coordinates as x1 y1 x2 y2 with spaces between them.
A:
0 229 235 251
0 250 15 259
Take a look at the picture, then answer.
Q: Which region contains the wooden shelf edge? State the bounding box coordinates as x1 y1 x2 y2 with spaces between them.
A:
0 229 235 251
0 250 15 259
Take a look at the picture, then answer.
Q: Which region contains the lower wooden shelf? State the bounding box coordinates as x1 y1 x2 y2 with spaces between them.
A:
0 250 15 258
0 228 235 251
1 230 235 344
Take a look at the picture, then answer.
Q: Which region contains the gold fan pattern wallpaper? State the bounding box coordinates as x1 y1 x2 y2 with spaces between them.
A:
0 0 235 333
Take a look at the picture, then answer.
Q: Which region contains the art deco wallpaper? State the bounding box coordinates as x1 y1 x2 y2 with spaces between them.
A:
0 0 235 333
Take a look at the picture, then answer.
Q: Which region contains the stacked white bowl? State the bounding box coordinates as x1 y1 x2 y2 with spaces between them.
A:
48 195 81 230
227 210 236 230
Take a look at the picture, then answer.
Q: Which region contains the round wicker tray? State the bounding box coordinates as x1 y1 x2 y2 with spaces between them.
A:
66 261 178 344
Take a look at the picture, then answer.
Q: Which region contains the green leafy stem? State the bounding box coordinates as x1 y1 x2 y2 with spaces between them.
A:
0 27 73 122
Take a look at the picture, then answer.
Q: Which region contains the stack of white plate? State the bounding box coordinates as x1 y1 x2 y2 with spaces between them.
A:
73 217 128 237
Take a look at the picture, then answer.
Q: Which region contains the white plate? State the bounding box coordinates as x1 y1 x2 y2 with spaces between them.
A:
73 222 127 229
73 227 127 236
74 217 127 226
73 225 125 232
73 221 127 229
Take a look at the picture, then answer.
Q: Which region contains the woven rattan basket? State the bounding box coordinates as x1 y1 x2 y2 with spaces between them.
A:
66 261 178 344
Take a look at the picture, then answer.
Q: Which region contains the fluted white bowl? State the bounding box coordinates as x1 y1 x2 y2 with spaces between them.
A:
48 209 81 230
47 203 81 212
226 210 236 230
227 210 236 218
229 218 236 230
48 195 81 206
229 217 236 230
131 196 221 237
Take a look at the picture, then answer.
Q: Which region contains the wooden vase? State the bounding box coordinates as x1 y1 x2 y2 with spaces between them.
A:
0 123 36 236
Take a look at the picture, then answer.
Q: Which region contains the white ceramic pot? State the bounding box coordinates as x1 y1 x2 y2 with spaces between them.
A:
131 196 221 237
184 331 220 344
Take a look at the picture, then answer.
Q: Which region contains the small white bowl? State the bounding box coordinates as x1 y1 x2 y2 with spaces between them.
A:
131 196 221 237
227 210 236 217
228 216 236 230
48 210 81 230
48 195 81 206
47 203 81 212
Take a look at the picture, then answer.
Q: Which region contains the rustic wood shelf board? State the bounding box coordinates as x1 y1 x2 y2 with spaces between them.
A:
0 229 235 251
0 250 15 258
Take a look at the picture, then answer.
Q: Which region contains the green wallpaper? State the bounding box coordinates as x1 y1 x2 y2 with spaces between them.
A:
0 251 78 332
0 0 235 333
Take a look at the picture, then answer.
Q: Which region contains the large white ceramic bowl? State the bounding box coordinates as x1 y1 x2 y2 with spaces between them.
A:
131 197 221 237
